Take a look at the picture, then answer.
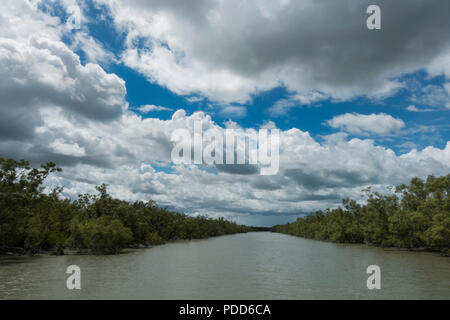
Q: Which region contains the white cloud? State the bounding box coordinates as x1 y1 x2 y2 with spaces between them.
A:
136 104 173 113
219 105 247 118
326 113 406 135
427 50 450 79
445 83 450 96
0 0 61 41
410 84 450 109
267 99 297 117
401 142 450 166
29 108 449 226
268 92 327 116
71 32 117 64
49 139 86 157
406 105 433 112
0 37 127 122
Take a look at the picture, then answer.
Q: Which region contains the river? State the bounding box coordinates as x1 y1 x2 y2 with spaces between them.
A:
0 232 449 299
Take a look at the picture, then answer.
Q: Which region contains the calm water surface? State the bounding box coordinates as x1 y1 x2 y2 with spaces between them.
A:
0 232 449 299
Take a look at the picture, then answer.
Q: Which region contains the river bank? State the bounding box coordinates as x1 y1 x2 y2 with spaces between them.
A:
270 231 450 257
0 231 262 257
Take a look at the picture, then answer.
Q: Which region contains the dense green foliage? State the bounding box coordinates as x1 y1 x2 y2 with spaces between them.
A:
0 158 250 254
272 175 450 255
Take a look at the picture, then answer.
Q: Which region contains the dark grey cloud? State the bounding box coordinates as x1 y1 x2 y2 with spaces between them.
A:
109 0 450 102
0 108 41 141
215 164 260 175
125 0 215 22
250 177 283 191
0 141 113 169
284 168 380 190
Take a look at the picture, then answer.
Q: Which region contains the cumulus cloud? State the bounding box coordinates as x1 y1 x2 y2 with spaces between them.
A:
0 0 127 140
94 0 450 105
30 109 450 226
326 113 406 135
0 38 126 121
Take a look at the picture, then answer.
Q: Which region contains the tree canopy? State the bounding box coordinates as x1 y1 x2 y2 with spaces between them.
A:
272 174 450 256
0 158 250 255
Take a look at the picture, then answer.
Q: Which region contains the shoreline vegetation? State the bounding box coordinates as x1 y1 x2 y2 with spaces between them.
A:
0 158 253 256
272 174 450 256
1 157 448 257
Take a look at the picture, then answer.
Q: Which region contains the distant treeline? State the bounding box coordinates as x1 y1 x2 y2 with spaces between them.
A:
0 158 250 255
272 174 450 256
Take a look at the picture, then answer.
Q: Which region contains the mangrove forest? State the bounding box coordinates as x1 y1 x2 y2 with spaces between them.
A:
272 174 450 255
0 157 250 255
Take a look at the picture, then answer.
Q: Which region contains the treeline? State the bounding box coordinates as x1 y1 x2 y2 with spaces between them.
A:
272 174 450 256
0 158 250 255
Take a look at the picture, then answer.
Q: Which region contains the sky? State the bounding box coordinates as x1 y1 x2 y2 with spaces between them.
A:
0 0 449 226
